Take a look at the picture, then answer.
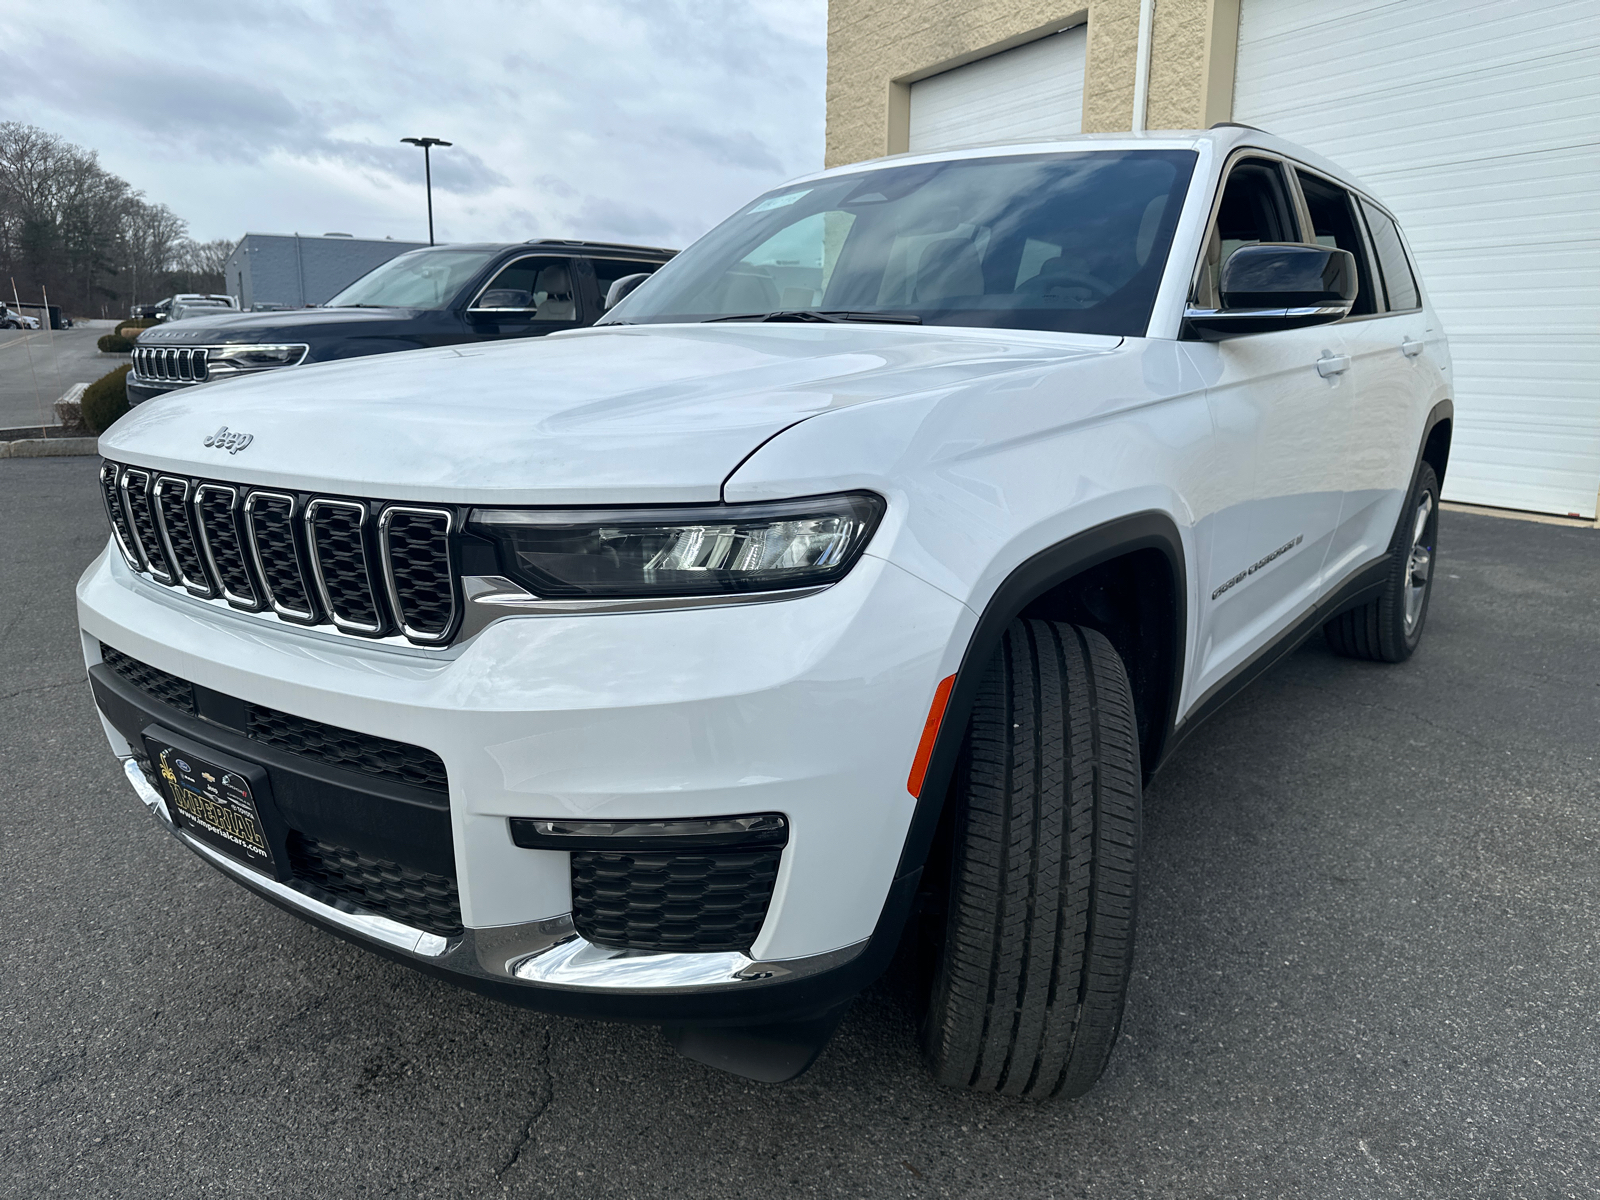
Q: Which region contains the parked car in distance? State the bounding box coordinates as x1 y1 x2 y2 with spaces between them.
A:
164 295 239 323
124 240 675 405
1 304 40 329
84 128 1450 1097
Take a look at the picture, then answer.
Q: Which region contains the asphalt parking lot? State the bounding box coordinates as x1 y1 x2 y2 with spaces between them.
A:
0 325 116 429
2 454 1597 1199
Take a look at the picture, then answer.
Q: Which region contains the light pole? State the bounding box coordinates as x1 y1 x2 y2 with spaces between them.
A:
400 136 452 245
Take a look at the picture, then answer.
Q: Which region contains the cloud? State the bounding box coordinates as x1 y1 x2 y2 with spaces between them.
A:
0 0 825 247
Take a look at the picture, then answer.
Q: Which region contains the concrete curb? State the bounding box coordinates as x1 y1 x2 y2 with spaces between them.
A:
0 437 99 458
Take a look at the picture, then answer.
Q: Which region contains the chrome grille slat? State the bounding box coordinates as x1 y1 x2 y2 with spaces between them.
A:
306 500 386 634
119 468 173 584
245 491 319 623
193 484 260 610
152 475 213 597
133 346 207 382
99 462 141 570
101 460 458 647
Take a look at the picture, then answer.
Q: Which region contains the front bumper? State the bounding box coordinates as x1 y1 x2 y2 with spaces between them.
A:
79 542 969 1021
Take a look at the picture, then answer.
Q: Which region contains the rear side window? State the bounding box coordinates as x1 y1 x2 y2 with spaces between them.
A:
1193 158 1300 310
1295 171 1377 317
1359 201 1421 312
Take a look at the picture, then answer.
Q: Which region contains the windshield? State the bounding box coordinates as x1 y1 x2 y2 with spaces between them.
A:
325 248 499 309
604 150 1196 336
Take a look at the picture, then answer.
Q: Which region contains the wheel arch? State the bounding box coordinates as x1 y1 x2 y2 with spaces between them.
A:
893 510 1188 883
1421 400 1453 486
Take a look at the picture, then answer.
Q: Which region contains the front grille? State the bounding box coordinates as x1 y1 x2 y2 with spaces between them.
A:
101 460 459 645
571 848 782 953
246 703 448 793
287 832 462 937
98 642 447 795
100 643 196 715
133 345 209 384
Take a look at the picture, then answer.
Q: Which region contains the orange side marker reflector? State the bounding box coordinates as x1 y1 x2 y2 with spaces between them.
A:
907 674 956 797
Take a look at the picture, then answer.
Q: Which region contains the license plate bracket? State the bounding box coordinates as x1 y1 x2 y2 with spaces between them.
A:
142 728 279 876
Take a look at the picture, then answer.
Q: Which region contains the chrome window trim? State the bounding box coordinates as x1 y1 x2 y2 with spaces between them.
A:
377 505 457 645
303 498 387 635
119 468 173 584
100 461 142 571
191 483 262 610
151 474 215 598
242 490 319 623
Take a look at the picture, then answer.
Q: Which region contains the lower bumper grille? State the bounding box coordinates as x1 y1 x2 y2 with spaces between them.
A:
571 848 781 953
287 832 462 937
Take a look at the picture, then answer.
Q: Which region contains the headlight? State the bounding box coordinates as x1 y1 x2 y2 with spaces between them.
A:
468 492 885 599
206 344 308 373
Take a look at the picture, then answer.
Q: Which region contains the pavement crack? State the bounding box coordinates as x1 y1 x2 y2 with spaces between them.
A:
494 1026 554 1182
0 678 83 702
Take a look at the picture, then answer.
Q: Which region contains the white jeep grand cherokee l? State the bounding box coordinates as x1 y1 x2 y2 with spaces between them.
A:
79 127 1450 1096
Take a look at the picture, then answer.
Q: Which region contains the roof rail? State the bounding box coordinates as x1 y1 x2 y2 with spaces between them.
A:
525 238 675 254
1210 121 1267 133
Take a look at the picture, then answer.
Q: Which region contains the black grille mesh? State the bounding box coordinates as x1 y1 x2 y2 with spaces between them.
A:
287 832 462 937
310 505 380 627
99 643 196 715
123 472 171 581
101 462 458 645
195 487 258 606
384 512 454 636
571 848 781 952
246 703 448 793
99 461 138 564
248 496 316 618
155 480 208 590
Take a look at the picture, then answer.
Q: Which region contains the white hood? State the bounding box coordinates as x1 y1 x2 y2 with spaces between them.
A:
100 323 1119 504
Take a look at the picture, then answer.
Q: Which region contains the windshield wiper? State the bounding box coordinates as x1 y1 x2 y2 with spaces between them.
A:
705 310 922 325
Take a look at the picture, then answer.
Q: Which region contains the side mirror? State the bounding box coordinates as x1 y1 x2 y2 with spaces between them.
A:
605 272 651 310
1185 244 1356 341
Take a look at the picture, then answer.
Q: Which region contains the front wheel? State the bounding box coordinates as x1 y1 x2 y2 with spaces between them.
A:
1324 462 1440 662
920 619 1141 1100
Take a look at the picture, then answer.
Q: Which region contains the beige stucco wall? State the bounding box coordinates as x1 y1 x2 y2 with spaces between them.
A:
826 0 1241 167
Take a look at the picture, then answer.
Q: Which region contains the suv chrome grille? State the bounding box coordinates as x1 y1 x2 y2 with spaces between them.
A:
133 345 209 383
100 460 462 646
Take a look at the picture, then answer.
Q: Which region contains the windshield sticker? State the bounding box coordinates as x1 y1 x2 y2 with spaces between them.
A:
748 189 812 214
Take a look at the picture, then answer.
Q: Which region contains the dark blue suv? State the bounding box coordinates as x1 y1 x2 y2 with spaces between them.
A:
127 240 674 406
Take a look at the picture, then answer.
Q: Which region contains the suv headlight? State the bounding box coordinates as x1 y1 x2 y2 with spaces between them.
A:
206 344 308 374
468 492 885 599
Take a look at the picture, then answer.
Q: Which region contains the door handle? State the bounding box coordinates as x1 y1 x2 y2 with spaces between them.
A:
1401 337 1425 358
1316 351 1351 378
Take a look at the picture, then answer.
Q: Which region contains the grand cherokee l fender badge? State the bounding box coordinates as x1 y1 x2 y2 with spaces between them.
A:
1211 534 1304 601
203 426 253 454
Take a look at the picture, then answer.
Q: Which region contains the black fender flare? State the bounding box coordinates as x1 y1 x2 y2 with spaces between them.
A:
892 510 1189 882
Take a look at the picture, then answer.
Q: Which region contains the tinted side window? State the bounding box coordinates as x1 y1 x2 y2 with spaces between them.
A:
1295 171 1377 317
475 257 579 321
592 258 666 302
1359 201 1421 312
1194 159 1300 310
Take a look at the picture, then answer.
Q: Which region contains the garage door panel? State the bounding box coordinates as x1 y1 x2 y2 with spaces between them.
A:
907 26 1085 153
1236 0 1600 516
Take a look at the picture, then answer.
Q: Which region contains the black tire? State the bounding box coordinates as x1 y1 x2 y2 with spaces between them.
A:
1324 461 1440 663
920 619 1141 1099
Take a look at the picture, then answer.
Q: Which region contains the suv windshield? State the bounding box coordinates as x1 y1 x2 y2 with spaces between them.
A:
605 150 1196 336
326 247 500 309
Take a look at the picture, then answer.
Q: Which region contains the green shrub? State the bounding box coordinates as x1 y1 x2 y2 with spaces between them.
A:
97 333 134 353
81 365 131 433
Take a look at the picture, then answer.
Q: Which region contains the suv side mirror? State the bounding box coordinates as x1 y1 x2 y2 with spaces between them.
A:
605 272 651 310
1185 244 1356 341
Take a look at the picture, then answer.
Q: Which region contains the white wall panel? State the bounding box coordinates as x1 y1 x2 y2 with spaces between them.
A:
908 26 1086 153
1234 0 1600 516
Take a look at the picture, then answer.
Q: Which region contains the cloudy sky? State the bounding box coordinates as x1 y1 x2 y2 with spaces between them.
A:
1 0 827 249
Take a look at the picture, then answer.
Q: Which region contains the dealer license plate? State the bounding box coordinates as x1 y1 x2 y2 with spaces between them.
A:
153 744 276 873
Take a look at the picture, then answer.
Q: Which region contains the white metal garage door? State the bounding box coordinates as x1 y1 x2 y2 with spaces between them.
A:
1233 0 1600 517
908 26 1086 154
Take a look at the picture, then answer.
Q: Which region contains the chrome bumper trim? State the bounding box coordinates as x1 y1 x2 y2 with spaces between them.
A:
119 755 866 992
